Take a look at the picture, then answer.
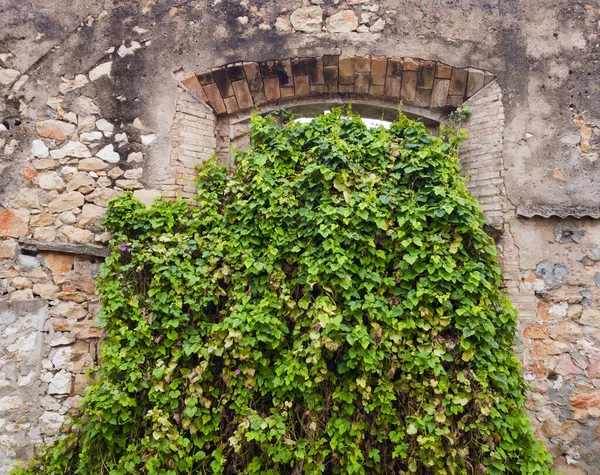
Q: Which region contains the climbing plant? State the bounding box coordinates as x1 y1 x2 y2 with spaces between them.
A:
14 109 555 474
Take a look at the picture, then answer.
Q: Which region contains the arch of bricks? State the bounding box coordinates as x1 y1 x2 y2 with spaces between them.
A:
163 55 505 228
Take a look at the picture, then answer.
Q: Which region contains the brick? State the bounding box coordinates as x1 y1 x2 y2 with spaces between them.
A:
449 68 468 96
371 56 387 86
413 88 432 107
227 64 245 81
354 72 370 94
307 57 324 85
386 57 403 76
260 60 278 78
417 61 435 89
385 75 401 99
310 84 325 94
203 83 227 114
339 56 355 85
181 75 208 101
263 77 281 100
197 72 214 85
446 95 465 107
323 54 339 67
212 68 234 98
484 72 495 85
369 84 385 96
294 75 310 96
401 71 418 102
279 59 294 87
243 62 263 92
430 79 450 108
467 68 485 97
355 56 371 72
403 57 420 71
291 58 308 76
435 63 452 79
324 65 338 93
280 87 295 98
232 80 254 109
339 84 354 93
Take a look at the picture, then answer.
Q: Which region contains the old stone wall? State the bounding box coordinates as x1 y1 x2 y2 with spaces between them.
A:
1 0 599 473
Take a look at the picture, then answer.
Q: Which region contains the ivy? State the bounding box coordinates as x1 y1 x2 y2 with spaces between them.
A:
13 109 555 474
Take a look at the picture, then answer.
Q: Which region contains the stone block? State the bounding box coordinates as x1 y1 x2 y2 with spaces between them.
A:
370 56 387 86
307 57 324 85
403 57 420 71
385 75 401 99
324 66 338 93
417 61 435 89
449 68 468 96
263 77 281 101
401 71 418 103
430 79 450 108
0 209 30 238
435 63 453 79
386 57 403 76
354 72 370 94
338 56 355 85
467 68 485 97
232 80 254 109
355 56 371 73
294 75 310 96
202 83 227 114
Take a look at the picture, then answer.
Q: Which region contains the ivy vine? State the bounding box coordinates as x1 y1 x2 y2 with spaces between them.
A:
14 109 555 474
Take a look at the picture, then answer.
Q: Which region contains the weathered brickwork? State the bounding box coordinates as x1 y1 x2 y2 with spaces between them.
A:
185 55 493 117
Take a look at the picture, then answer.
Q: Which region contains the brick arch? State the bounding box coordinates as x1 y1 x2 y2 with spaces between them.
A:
165 55 505 228
180 55 494 116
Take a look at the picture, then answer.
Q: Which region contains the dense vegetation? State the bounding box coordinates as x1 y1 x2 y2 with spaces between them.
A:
15 109 554 474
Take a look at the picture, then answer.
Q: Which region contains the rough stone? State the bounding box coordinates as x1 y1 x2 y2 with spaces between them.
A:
50 141 91 159
115 179 143 190
95 119 114 136
0 239 17 258
32 158 57 170
554 222 585 244
85 187 122 206
36 120 76 141
48 192 85 213
96 144 120 163
107 167 124 179
33 227 57 242
31 139 49 158
89 61 112 81
535 261 568 289
275 16 292 33
0 67 20 85
66 172 95 192
326 10 359 33
290 6 323 33
10 188 40 209
133 189 161 206
78 204 105 227
0 396 23 411
38 172 65 191
79 131 103 143
48 370 72 395
127 151 143 163
0 208 30 237
11 276 33 289
579 307 600 328
78 158 109 171
33 283 60 300
123 168 143 180
57 225 94 243
141 134 157 146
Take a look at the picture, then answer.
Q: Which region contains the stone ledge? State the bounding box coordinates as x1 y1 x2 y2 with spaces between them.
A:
517 204 600 219
18 239 109 258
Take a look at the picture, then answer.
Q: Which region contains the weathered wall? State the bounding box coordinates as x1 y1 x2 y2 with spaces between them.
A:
0 1 599 473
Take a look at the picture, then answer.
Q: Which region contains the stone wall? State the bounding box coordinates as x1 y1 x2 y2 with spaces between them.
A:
1 0 599 473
